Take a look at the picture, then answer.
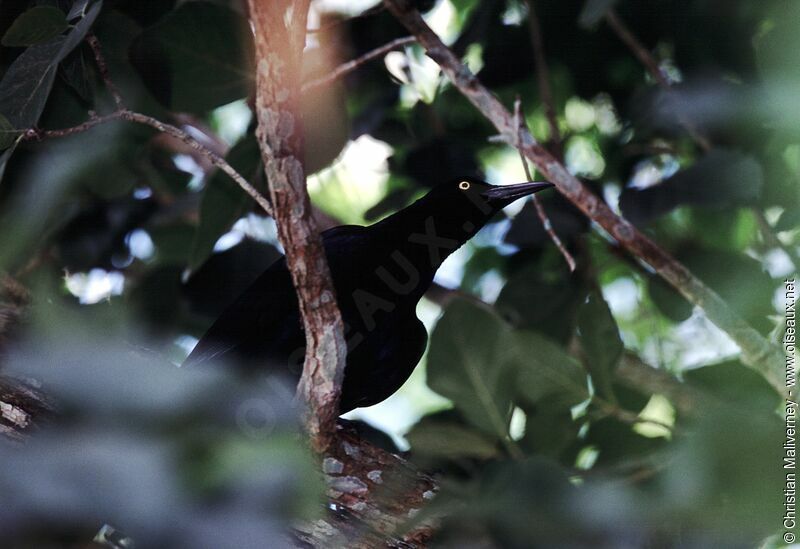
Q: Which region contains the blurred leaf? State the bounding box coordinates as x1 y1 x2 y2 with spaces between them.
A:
1 6 68 47
684 360 780 412
302 83 349 174
189 135 260 272
130 1 253 113
647 272 692 322
756 1 800 86
520 395 581 460
662 406 782 538
584 417 666 467
427 299 516 439
150 223 195 265
578 0 619 29
578 290 623 400
430 458 588 548
0 0 101 133
620 149 763 226
647 246 776 331
776 207 800 232
407 413 500 460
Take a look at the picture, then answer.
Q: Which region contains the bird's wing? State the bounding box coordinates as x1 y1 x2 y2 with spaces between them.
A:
183 257 295 368
184 225 369 369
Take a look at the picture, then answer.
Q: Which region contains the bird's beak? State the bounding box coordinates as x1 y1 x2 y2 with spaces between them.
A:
480 181 555 206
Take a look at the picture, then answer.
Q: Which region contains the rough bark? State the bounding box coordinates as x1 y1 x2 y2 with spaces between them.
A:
382 0 785 393
295 422 437 548
246 0 348 452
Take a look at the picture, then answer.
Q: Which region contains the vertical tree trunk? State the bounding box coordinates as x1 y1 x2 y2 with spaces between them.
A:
246 0 348 452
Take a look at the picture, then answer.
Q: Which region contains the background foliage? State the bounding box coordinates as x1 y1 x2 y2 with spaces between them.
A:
0 0 797 547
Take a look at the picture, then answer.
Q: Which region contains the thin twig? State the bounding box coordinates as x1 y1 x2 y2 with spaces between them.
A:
525 0 561 157
121 111 274 217
604 10 711 152
22 36 274 218
26 111 118 139
23 110 274 217
513 98 576 272
86 33 123 109
302 36 416 92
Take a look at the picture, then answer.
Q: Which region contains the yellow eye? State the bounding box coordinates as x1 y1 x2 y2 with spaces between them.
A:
458 181 470 190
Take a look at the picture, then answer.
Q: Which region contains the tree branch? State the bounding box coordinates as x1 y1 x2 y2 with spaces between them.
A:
247 0 347 453
24 110 274 218
86 33 123 109
302 36 417 92
382 0 785 393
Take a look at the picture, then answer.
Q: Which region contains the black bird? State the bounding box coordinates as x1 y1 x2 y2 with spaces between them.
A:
185 177 554 413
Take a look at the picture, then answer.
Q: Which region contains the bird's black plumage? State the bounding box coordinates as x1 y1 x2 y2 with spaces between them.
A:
184 177 553 413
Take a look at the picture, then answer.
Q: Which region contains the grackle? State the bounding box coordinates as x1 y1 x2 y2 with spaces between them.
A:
184 177 554 413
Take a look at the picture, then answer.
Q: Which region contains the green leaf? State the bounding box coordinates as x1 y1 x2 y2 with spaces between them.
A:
130 2 253 113
0 1 102 132
150 223 196 265
520 395 580 460
578 0 619 29
2 6 69 47
407 414 500 460
512 330 589 409
427 299 517 439
578 290 623 400
189 135 261 271
583 417 666 467
684 360 780 412
428 298 589 442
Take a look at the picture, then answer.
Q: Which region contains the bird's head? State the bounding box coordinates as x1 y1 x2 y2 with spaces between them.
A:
372 176 556 277
382 177 555 269
418 176 555 237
